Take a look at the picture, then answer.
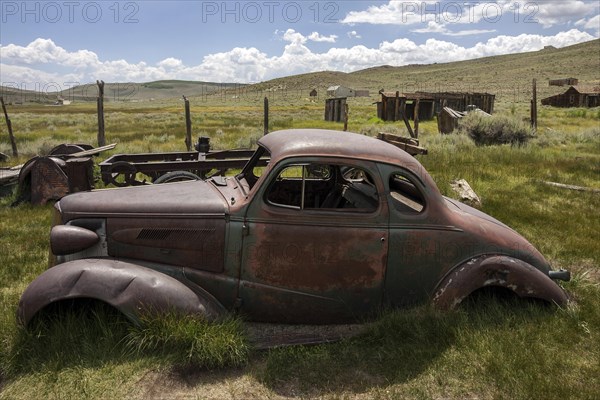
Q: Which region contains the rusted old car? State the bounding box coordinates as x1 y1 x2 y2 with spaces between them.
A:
18 129 570 326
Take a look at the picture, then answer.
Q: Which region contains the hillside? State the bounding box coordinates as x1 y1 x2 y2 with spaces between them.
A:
250 39 600 103
0 80 245 104
1 39 598 105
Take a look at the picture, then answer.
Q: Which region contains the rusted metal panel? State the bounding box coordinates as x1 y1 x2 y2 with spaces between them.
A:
107 217 226 272
432 255 569 309
30 157 70 205
50 225 100 255
17 259 225 325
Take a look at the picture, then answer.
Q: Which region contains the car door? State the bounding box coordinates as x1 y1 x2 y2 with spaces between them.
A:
239 158 389 323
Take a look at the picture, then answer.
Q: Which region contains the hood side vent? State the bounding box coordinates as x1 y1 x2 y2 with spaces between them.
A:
136 228 216 241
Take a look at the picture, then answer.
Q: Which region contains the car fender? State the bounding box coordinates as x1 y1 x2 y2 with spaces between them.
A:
432 255 569 309
17 259 226 325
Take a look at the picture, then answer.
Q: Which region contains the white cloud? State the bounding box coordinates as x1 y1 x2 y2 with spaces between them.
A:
157 57 183 69
0 38 99 69
576 14 600 35
342 0 599 29
411 21 496 36
0 30 596 84
307 32 338 43
278 29 337 44
347 31 362 39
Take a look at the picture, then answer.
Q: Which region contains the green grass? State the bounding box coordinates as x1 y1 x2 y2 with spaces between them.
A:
0 98 599 399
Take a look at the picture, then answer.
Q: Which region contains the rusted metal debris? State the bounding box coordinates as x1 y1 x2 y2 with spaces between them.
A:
15 143 116 205
99 138 267 187
0 164 22 197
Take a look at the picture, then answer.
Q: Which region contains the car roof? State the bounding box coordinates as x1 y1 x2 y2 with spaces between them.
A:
258 129 416 167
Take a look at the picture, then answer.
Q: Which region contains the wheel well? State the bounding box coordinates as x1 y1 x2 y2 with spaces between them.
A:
461 286 553 308
29 298 131 326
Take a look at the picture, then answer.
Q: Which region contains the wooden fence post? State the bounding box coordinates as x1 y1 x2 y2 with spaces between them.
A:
0 97 18 157
414 98 420 139
343 103 349 131
183 95 192 151
264 97 269 135
96 80 106 147
531 79 538 130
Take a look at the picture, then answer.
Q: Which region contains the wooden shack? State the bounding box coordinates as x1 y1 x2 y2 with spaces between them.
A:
324 97 346 122
309 89 318 97
327 86 354 98
541 85 600 108
377 91 495 122
377 92 436 122
549 78 578 86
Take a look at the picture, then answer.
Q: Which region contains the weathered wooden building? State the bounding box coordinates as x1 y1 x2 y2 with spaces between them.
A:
377 91 495 121
327 85 354 98
324 97 347 122
549 78 578 86
309 89 318 97
541 85 600 108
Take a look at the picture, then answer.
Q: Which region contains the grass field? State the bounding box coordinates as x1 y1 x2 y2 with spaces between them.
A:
1 41 599 398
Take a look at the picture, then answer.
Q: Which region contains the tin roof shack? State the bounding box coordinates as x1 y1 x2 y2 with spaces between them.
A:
327 86 355 98
541 85 600 108
549 78 578 86
377 91 495 122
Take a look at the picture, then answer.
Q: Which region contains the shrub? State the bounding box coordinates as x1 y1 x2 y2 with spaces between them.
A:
459 112 534 146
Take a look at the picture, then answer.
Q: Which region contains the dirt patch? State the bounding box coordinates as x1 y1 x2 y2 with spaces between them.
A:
246 322 368 349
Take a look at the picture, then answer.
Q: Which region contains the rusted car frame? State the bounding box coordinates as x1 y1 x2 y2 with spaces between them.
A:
18 129 569 327
99 148 265 186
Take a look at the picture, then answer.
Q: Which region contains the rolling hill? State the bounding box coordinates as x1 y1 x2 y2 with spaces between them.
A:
1 39 598 105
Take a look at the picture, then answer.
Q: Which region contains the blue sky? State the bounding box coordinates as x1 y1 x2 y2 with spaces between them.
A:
1 1 599 89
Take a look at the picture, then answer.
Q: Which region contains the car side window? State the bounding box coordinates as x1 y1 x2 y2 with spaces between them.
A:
266 163 378 212
389 173 425 214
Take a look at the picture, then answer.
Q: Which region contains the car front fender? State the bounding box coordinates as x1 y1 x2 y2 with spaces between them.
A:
17 259 226 326
432 255 569 309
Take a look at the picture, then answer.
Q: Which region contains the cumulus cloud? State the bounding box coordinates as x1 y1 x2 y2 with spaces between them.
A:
342 0 598 29
0 30 595 84
278 29 337 44
576 14 600 35
307 32 338 43
157 57 183 69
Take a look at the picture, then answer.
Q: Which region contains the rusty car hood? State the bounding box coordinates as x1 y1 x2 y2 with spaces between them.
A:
58 180 228 220
443 196 550 272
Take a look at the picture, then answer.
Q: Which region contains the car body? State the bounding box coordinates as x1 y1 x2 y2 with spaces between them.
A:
18 129 570 325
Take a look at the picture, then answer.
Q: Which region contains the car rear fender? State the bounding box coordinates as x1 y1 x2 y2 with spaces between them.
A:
17 259 226 326
432 255 569 309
